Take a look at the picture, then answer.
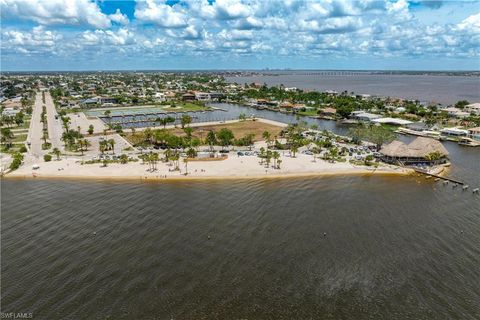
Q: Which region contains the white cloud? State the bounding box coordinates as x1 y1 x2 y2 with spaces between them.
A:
80 28 135 46
0 0 111 28
109 9 129 25
192 0 252 20
2 26 61 47
1 0 479 64
218 29 254 41
386 0 412 21
134 0 188 28
456 12 480 33
1 26 63 55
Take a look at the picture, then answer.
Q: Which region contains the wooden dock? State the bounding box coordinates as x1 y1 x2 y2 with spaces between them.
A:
412 168 464 185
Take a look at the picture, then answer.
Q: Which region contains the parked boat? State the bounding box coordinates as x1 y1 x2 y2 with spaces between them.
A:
458 137 480 147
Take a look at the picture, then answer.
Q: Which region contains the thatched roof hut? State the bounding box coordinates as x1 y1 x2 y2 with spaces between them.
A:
380 137 448 159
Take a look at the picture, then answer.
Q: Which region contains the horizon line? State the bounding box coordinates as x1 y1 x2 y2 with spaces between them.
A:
2 68 479 73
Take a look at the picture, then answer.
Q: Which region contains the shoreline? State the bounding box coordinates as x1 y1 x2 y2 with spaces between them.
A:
4 166 413 183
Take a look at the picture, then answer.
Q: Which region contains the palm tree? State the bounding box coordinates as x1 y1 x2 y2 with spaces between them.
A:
1 128 14 148
186 147 197 159
181 114 192 128
164 148 173 164
108 139 115 154
53 147 61 160
78 140 85 155
259 147 265 165
172 153 180 170
206 130 217 154
99 140 107 154
183 157 189 175
291 145 298 158
272 151 280 168
265 150 272 168
262 131 271 148
312 145 321 162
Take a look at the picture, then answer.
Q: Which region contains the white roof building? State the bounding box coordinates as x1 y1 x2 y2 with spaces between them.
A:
372 117 413 125
440 127 468 136
464 103 480 115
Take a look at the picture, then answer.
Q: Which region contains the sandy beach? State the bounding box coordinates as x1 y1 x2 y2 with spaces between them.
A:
5 152 412 181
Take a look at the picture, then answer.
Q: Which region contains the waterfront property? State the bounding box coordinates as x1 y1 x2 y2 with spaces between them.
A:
380 137 449 166
464 103 480 116
467 127 480 141
371 117 413 126
459 127 480 147
440 127 468 138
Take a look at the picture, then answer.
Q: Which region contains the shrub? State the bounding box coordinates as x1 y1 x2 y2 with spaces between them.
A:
19 145 28 153
9 152 24 170
44 154 52 162
42 142 51 150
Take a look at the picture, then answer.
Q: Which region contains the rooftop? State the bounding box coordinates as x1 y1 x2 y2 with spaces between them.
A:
380 137 449 158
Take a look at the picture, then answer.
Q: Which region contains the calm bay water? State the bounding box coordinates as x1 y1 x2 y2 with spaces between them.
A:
2 173 480 319
225 72 480 105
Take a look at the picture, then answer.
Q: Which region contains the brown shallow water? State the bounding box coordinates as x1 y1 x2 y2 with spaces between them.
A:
1 165 479 319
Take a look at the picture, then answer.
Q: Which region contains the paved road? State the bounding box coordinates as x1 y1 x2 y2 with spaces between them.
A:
27 91 45 157
44 91 64 152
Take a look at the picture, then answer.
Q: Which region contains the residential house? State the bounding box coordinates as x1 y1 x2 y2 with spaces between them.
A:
464 103 480 116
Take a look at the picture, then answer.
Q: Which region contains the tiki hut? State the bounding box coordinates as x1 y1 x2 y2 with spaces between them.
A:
380 137 449 165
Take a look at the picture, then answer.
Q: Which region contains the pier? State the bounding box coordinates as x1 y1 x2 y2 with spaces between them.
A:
412 168 464 185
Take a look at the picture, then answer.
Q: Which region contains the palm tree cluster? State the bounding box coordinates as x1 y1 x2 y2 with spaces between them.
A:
99 139 115 155
0 112 24 127
258 147 281 169
284 124 309 157
140 152 159 172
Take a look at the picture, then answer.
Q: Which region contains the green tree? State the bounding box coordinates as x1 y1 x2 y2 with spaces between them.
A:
14 111 24 126
108 139 116 154
262 131 272 148
52 147 61 160
217 128 234 150
205 130 217 153
88 124 94 135
99 140 108 154
1 128 14 148
186 147 197 159
455 100 469 109
181 114 192 128
272 151 280 168
9 152 24 170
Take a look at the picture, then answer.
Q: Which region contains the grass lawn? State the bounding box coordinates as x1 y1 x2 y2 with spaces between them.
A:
124 120 284 145
13 134 27 143
297 109 319 117
170 120 284 142
1 119 31 130
162 103 211 112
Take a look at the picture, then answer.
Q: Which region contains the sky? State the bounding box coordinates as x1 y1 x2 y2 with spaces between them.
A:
1 0 479 71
